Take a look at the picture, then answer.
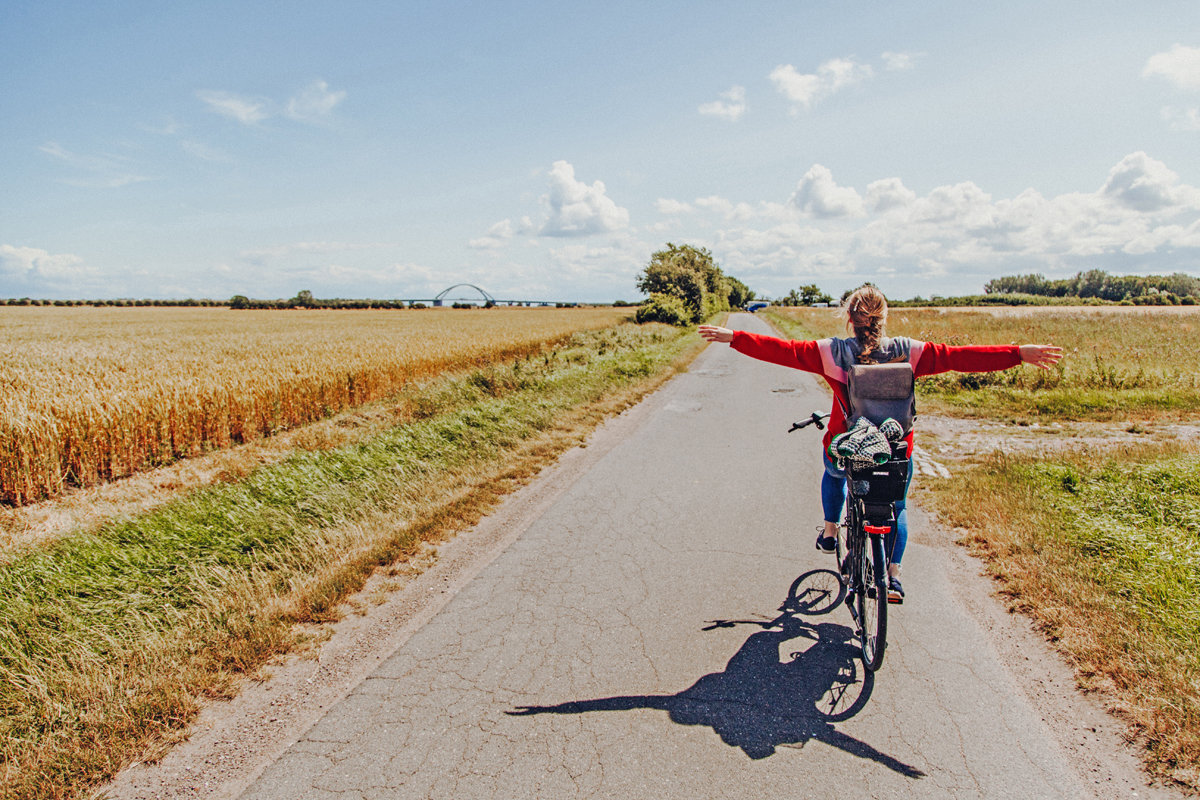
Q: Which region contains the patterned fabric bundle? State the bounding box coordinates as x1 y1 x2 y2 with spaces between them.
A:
829 417 904 469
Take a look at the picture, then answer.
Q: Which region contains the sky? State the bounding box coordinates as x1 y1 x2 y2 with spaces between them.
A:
3 0 1200 303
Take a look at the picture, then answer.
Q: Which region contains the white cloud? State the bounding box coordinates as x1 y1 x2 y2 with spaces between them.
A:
1099 151 1194 212
1143 44 1200 91
769 57 873 111
656 198 693 215
0 245 91 286
698 85 746 121
39 142 150 187
1161 106 1200 131
790 164 866 218
468 219 515 249
688 152 1200 290
690 195 757 222
881 51 925 71
545 233 650 282
286 80 346 121
538 161 630 237
694 195 734 215
197 90 269 124
865 177 916 212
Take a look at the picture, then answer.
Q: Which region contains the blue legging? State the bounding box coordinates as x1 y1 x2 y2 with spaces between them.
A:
821 450 912 566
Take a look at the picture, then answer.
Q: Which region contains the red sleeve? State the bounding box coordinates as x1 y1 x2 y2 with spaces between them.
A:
913 343 1021 377
730 330 825 374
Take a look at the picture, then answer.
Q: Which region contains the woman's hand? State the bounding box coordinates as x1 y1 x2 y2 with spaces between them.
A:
1019 344 1064 370
699 325 734 343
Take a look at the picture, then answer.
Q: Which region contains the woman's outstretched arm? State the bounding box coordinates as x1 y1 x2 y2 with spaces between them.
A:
914 342 1063 376
698 325 733 343
1019 344 1064 370
699 325 826 374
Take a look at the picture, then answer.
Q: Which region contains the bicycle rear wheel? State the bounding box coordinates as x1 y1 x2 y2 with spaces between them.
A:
857 534 888 671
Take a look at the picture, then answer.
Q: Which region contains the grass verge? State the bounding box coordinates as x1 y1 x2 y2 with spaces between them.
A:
0 322 702 800
917 443 1200 789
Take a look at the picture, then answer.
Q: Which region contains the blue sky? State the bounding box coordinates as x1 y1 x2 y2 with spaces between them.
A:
3 0 1200 302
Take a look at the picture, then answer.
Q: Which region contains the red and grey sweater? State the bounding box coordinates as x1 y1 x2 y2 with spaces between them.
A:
730 330 1021 452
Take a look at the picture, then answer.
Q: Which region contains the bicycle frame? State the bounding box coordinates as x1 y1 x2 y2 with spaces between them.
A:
839 495 892 672
790 410 902 673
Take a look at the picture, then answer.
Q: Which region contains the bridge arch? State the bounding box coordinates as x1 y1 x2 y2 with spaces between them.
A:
433 284 496 306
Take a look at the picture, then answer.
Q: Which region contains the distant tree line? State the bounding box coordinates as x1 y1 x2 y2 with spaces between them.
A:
984 269 1200 305
231 291 421 310
0 292 601 310
229 291 587 310
3 297 227 307
634 243 755 325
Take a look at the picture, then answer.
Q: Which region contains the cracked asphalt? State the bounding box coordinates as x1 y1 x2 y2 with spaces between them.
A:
238 313 1131 799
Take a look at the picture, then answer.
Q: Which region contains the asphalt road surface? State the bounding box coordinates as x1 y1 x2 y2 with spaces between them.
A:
238 313 1159 800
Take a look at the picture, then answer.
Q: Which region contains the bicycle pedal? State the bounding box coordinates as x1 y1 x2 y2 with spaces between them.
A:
866 587 877 600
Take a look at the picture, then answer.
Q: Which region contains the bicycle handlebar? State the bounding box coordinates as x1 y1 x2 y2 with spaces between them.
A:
788 412 830 432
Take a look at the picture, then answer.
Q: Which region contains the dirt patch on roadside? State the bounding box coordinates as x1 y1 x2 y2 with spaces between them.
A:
916 413 1200 469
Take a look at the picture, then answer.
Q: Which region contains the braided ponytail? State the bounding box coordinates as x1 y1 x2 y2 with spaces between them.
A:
839 285 888 364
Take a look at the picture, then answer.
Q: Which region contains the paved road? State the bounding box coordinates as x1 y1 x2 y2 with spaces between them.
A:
239 313 1115 799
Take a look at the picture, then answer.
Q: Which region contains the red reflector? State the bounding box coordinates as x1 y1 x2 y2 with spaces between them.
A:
863 525 891 535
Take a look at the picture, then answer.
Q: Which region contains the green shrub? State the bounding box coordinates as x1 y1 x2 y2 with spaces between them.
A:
635 293 692 326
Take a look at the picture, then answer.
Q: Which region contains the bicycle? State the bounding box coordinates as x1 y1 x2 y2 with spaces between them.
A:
789 411 909 672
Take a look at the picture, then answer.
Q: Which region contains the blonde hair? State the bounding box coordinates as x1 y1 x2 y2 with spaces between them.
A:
839 285 888 364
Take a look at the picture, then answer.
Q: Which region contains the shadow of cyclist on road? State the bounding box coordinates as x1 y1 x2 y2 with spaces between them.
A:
508 607 924 777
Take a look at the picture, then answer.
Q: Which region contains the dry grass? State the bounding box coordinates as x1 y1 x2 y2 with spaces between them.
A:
0 306 630 506
764 306 1200 420
0 322 703 800
918 442 1200 789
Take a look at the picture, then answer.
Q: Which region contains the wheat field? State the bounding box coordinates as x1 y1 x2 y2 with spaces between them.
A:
1 306 631 506
766 305 1200 407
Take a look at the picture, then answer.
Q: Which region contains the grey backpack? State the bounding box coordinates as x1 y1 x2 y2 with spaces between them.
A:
845 363 916 435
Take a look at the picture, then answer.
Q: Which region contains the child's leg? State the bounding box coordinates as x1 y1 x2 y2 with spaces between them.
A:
887 503 907 578
821 470 845 540
886 458 915 579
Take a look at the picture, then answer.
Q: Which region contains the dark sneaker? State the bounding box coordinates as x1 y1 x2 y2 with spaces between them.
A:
815 534 837 553
887 576 905 604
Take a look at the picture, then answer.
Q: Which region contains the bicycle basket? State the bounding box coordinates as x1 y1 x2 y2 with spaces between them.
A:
847 458 909 503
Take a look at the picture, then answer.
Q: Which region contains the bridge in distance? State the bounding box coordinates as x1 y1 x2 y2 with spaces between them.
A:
397 283 576 307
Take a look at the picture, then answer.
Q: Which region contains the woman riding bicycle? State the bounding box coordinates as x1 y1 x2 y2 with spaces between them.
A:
699 285 1062 602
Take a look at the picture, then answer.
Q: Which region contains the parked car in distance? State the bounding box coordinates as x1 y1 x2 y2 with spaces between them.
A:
746 301 770 312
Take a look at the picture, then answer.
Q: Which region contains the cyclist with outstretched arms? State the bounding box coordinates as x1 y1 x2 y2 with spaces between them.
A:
700 285 1062 602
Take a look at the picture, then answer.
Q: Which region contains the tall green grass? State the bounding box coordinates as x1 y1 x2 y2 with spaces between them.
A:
923 445 1200 787
0 323 694 800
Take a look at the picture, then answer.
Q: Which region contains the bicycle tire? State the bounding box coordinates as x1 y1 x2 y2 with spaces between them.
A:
786 569 846 615
857 533 888 671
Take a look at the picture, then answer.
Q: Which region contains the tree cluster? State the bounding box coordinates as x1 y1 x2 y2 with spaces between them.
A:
777 284 834 307
984 270 1200 304
230 291 413 310
634 244 754 325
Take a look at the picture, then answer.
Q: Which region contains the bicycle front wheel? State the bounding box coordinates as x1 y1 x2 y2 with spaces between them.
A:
858 534 888 671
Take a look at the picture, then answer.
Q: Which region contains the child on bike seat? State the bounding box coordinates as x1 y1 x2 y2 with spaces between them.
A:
699 285 1062 603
